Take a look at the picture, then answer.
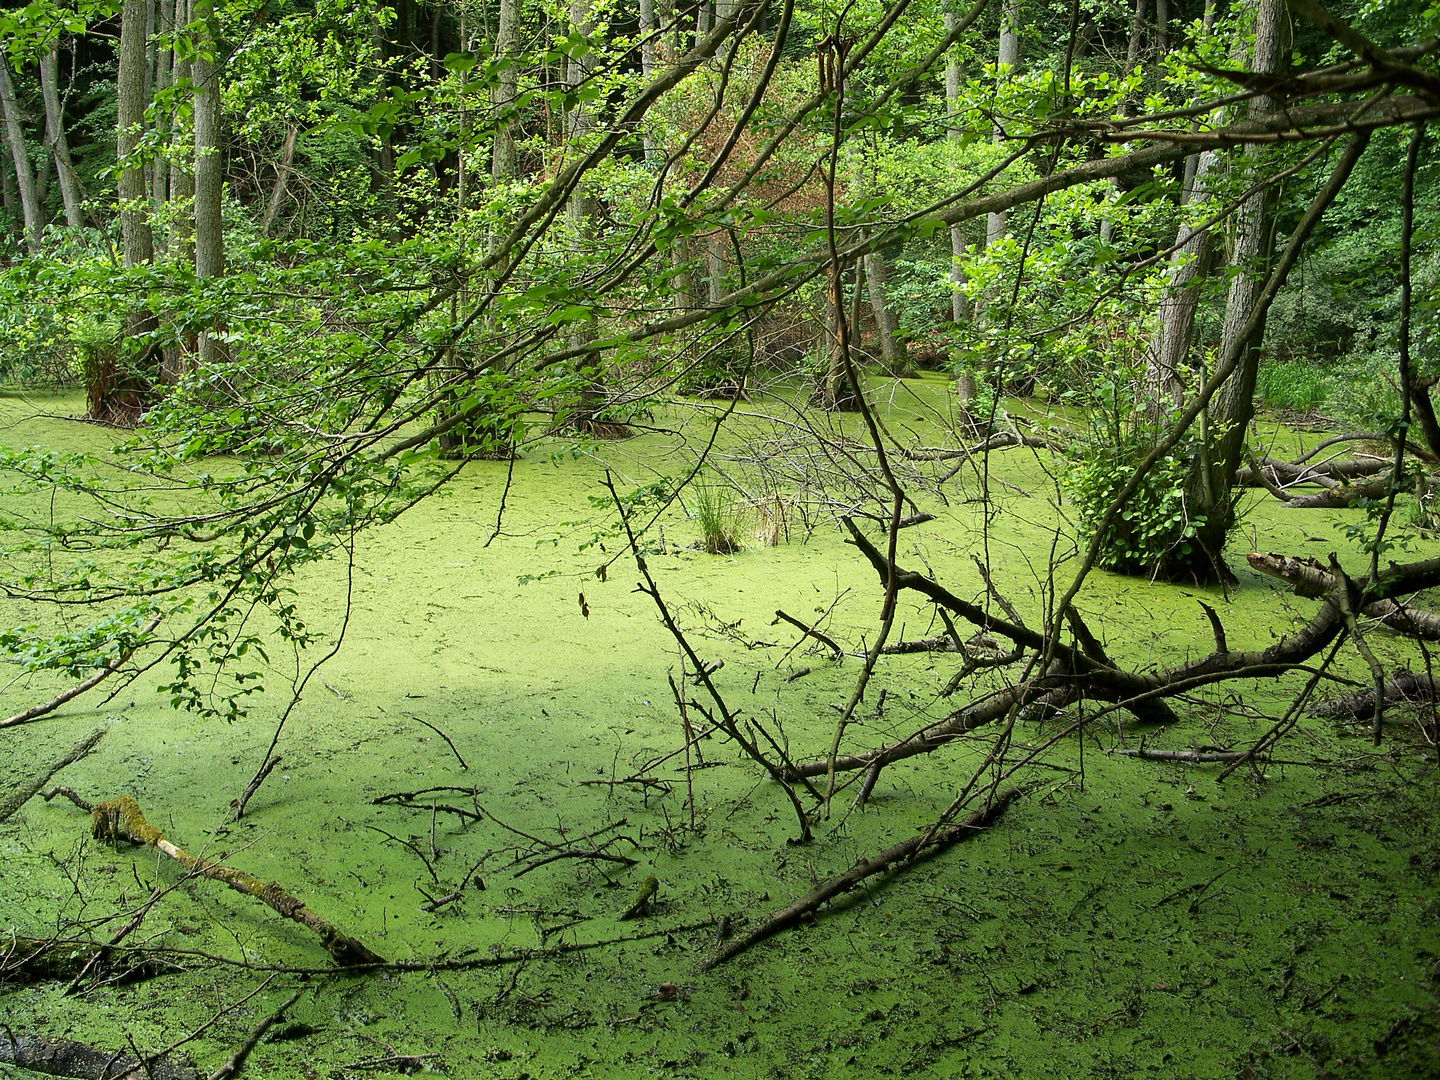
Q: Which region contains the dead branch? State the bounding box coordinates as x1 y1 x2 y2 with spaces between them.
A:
0 727 107 824
1116 748 1248 762
773 608 844 659
0 616 161 730
1309 669 1440 720
228 755 282 822
0 1033 197 1080
206 989 304 1080
1247 552 1440 639
88 795 384 966
701 787 1022 969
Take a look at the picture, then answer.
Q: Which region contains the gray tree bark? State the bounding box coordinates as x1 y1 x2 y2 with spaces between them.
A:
491 0 521 183
0 54 42 252
40 43 85 228
149 0 174 230
865 249 903 374
945 12 968 332
260 124 298 237
117 0 154 266
984 0 1019 250
192 0 224 364
1169 0 1292 580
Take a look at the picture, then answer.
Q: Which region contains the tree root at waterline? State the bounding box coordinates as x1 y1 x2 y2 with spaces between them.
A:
702 787 1022 970
88 796 383 967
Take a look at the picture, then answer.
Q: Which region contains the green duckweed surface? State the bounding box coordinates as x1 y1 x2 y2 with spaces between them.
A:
1 384 1438 1079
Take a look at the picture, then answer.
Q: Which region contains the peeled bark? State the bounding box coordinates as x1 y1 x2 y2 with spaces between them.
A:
40 44 85 228
0 55 42 252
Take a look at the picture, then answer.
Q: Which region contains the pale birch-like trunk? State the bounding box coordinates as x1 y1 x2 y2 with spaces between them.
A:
260 125 298 237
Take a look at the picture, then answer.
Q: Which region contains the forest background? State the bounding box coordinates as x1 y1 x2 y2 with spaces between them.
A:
2 0 1440 1075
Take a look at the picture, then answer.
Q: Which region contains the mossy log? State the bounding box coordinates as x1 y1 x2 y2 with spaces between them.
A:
90 795 384 967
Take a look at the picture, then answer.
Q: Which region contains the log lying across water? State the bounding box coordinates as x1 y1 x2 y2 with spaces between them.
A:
90 795 384 967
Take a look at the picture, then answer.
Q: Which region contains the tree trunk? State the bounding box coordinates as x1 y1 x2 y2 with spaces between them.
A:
117 0 154 267
865 249 904 375
40 45 85 228
1145 151 1217 405
1178 0 1289 579
1100 0 1147 245
150 0 174 232
984 0 1019 250
639 0 657 161
565 0 621 434
0 55 41 253
169 0 194 265
260 124 298 237
945 11 968 347
491 0 521 183
192 0 225 366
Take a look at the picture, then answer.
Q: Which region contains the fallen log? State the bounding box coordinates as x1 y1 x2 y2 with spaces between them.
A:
1308 670 1440 720
701 787 1022 970
0 1033 197 1080
1246 552 1440 639
89 796 384 967
0 727 107 824
1116 748 1248 762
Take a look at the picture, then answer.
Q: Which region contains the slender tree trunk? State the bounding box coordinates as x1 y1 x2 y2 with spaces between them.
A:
192 0 224 365
945 12 968 334
371 14 394 185
491 0 521 183
169 0 194 260
0 55 42 253
117 0 154 267
1146 152 1217 406
150 0 173 234
42 44 86 228
1181 0 1219 202
566 0 619 433
865 249 903 374
0 134 17 239
260 125 298 237
984 0 1019 250
640 0 657 161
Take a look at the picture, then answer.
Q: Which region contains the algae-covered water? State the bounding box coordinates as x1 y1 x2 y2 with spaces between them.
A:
2 385 1438 1078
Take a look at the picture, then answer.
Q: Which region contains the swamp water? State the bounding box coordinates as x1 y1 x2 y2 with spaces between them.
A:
1 385 1438 1078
